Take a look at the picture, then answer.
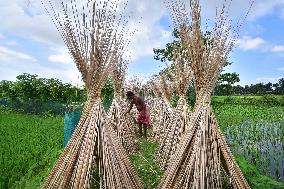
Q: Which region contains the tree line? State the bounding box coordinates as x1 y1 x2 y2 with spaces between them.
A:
1 73 283 106
0 73 86 103
215 78 284 96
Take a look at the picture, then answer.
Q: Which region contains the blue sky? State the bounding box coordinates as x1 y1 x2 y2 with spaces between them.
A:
0 0 283 86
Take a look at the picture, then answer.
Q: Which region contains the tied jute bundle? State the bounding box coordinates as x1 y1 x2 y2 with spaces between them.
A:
150 76 174 144
158 0 252 188
108 59 138 155
42 0 143 188
155 46 193 170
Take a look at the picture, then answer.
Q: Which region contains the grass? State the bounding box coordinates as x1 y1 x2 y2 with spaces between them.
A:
236 156 284 189
213 95 284 100
212 95 284 106
130 138 284 189
0 107 63 189
213 104 284 129
129 139 163 189
225 120 284 184
1 99 284 188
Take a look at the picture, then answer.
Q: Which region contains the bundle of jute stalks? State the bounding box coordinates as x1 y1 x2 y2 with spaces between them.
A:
42 0 143 188
158 0 253 188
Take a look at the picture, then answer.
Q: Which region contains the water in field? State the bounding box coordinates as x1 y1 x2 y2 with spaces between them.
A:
224 121 284 182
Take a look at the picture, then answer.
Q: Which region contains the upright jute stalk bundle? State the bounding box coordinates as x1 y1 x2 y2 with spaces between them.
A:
151 77 174 144
155 47 193 171
172 47 193 129
42 0 142 188
148 80 164 142
158 0 252 188
108 59 137 154
143 82 154 102
126 76 143 96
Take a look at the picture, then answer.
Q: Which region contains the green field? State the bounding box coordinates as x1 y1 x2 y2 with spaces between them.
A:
0 97 284 188
214 104 284 129
0 107 63 189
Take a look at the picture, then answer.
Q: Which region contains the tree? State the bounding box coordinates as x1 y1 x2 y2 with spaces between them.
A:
13 73 41 100
0 80 16 99
274 78 284 94
0 73 87 103
217 72 240 85
154 29 181 62
153 30 235 87
214 72 240 95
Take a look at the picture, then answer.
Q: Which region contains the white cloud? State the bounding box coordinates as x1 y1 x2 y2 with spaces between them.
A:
121 0 171 60
272 45 284 52
0 45 36 62
0 0 169 60
199 0 284 21
278 67 284 71
0 0 62 47
256 76 282 83
237 36 266 51
48 52 73 64
0 54 83 86
247 0 284 21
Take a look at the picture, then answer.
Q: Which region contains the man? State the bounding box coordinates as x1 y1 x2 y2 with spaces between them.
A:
125 91 150 139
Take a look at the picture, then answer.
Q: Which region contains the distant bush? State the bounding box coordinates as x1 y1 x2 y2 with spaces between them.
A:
212 95 284 106
261 95 283 106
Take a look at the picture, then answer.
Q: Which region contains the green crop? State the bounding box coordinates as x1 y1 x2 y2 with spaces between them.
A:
0 106 63 188
213 104 284 129
1 101 284 188
224 121 284 184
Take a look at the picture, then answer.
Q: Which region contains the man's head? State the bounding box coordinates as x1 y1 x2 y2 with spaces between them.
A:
126 91 135 99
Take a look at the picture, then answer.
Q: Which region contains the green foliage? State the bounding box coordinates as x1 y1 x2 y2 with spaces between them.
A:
274 78 284 94
218 72 240 85
212 95 284 106
216 78 284 96
170 92 180 108
153 29 181 63
236 156 284 189
153 29 234 88
213 104 284 129
215 72 240 95
0 73 86 104
0 74 117 115
0 106 63 188
130 139 163 189
1 96 283 188
100 78 114 111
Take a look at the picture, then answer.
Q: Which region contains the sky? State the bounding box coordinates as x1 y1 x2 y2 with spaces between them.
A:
0 0 283 86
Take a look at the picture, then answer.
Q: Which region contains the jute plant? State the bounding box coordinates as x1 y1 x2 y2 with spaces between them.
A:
158 0 252 188
41 0 143 188
108 58 138 155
